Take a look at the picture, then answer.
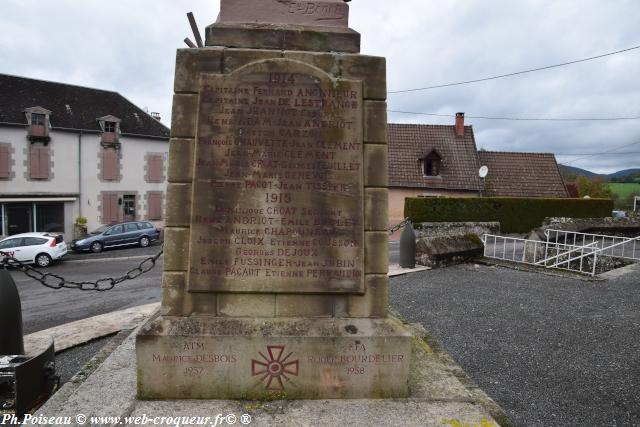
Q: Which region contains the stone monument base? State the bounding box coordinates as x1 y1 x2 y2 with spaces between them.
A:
136 316 411 399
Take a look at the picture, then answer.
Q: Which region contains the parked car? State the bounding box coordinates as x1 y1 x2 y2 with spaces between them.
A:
0 232 68 267
71 221 161 253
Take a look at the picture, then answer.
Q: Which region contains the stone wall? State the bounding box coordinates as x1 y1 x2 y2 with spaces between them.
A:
415 221 500 238
541 217 640 237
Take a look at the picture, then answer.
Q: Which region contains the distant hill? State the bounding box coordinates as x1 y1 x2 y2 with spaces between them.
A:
608 168 640 179
558 165 640 181
558 165 602 180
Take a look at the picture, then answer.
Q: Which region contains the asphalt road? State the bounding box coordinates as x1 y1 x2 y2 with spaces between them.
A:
9 252 162 334
389 263 640 427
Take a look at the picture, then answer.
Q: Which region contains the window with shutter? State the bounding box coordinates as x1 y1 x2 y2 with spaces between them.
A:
147 193 163 220
102 149 119 181
147 154 164 183
30 146 50 179
0 146 9 179
102 193 120 224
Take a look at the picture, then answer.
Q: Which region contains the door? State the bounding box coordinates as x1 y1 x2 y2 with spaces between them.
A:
123 195 136 222
21 237 48 262
123 222 141 244
7 204 32 235
103 224 125 247
0 237 25 260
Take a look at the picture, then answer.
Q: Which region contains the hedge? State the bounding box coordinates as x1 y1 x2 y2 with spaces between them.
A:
404 197 614 234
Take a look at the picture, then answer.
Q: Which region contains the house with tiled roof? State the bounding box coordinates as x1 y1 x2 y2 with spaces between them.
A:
478 151 569 198
0 73 170 239
387 113 568 225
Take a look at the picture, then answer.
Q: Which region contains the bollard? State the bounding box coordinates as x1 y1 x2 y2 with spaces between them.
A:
399 221 416 269
0 269 25 355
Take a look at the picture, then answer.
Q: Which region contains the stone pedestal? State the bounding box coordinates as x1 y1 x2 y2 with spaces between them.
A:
137 5 411 400
137 316 410 399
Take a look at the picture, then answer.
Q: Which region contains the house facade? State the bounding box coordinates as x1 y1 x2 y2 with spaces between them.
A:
387 113 568 226
0 74 170 240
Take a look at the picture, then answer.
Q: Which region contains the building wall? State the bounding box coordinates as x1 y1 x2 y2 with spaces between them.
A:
388 187 479 229
80 133 169 232
0 125 168 239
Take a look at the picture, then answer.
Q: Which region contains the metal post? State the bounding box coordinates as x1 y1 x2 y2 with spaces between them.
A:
399 221 416 269
0 269 25 355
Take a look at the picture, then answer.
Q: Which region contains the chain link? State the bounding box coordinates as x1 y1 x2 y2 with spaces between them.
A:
0 246 163 291
388 218 412 235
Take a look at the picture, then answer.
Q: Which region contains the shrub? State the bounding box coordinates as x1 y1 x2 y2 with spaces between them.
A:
405 197 613 234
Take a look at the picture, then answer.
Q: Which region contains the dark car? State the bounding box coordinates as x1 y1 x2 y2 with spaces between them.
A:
71 221 161 253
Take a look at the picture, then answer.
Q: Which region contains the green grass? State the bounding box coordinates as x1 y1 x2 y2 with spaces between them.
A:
608 183 640 199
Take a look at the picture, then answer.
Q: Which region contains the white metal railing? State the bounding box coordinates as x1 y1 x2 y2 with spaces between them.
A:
481 234 600 275
545 229 640 262
483 230 640 276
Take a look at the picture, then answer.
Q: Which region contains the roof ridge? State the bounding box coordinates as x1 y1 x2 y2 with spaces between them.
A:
0 73 119 95
479 150 555 156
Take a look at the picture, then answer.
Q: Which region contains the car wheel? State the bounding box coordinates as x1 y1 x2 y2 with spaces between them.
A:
90 242 103 253
139 236 150 248
35 253 52 268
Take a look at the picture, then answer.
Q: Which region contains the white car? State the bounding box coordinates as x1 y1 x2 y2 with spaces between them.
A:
0 232 68 267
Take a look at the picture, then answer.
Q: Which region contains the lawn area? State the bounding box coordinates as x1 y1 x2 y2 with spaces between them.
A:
609 183 640 199
608 183 640 209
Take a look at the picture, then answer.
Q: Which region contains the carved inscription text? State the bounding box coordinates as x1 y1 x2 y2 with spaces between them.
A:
188 62 364 294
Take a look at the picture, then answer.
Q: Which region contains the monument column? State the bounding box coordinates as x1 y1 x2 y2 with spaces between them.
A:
137 0 412 399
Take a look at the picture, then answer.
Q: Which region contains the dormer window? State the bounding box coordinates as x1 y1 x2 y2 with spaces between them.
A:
98 115 122 147
422 150 442 177
24 106 51 143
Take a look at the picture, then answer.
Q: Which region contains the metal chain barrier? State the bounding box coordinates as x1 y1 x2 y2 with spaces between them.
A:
388 218 412 235
0 246 163 291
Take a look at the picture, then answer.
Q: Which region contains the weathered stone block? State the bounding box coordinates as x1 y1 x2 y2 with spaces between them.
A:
137 316 411 399
364 144 388 188
339 54 386 100
175 48 224 93
218 294 276 317
170 95 198 138
163 228 189 271
165 183 192 228
167 138 194 183
222 48 282 74
219 0 349 28
162 272 218 317
276 295 334 317
364 101 387 143
365 188 389 231
365 232 389 274
284 51 339 76
206 23 361 53
348 275 389 318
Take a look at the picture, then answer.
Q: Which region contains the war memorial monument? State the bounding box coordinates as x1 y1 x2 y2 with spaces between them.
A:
136 0 413 399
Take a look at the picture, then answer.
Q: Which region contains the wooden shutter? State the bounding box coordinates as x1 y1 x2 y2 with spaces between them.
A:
0 146 9 178
38 147 50 179
147 193 162 220
102 149 118 181
102 193 119 224
148 155 163 183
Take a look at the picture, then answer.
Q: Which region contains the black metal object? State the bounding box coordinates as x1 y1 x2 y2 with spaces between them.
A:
399 221 417 269
1 341 57 417
0 270 58 416
0 270 24 356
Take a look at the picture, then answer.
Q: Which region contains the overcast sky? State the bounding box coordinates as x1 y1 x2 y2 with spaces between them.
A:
1 0 639 174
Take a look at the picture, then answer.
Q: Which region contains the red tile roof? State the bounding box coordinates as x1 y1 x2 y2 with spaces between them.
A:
478 151 569 198
387 123 482 191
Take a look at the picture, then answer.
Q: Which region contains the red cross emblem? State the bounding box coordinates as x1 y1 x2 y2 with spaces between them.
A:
251 345 299 391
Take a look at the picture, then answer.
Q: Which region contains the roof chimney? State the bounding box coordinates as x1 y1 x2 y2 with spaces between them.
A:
455 112 465 137
151 112 161 122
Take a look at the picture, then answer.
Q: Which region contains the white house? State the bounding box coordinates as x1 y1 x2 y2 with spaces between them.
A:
0 74 170 241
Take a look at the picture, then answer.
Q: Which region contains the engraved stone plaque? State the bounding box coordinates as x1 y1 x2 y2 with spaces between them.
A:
188 59 364 294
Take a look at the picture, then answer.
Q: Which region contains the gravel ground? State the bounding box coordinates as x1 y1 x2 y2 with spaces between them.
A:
389 263 640 427
55 336 113 385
